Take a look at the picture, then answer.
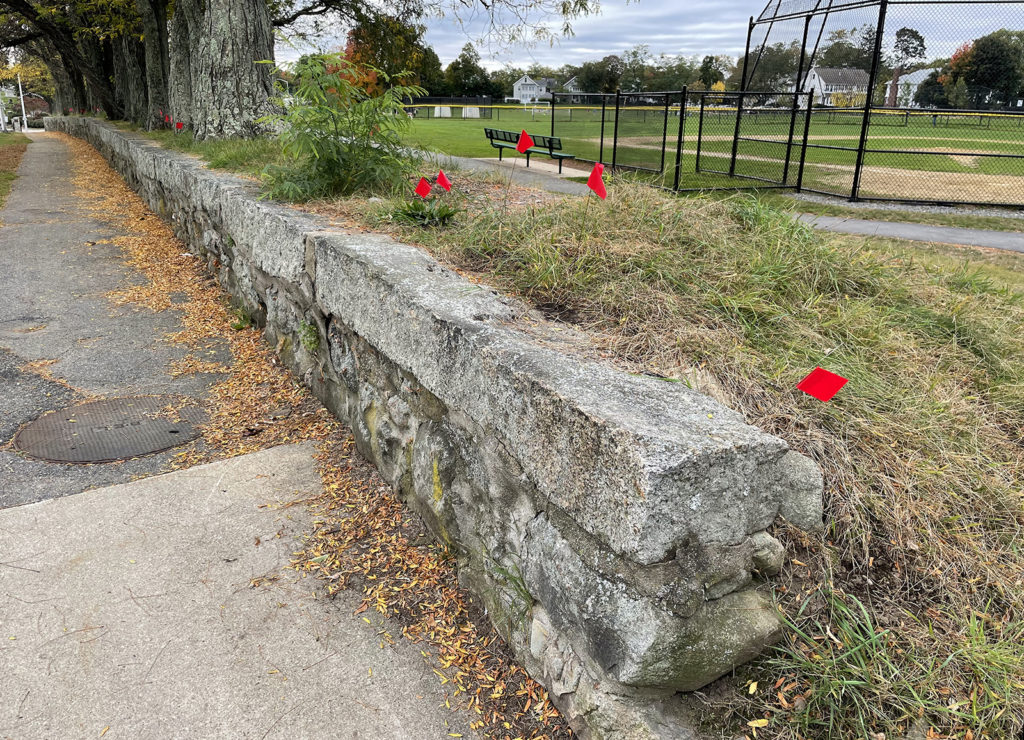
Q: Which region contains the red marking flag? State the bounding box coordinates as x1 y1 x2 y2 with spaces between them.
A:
175 121 184 131
587 163 607 199
436 170 452 192
165 115 170 123
516 130 534 154
797 367 848 402
414 177 432 198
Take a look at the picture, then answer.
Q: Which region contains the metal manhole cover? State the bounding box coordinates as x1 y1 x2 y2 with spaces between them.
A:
14 397 205 464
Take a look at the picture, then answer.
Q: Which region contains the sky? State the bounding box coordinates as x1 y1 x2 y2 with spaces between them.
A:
420 0 755 70
276 0 1019 72
276 0 758 67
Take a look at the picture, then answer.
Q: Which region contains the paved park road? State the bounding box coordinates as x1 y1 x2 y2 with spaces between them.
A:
0 134 478 739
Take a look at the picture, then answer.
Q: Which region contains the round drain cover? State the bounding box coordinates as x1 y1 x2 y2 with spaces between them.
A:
14 397 205 464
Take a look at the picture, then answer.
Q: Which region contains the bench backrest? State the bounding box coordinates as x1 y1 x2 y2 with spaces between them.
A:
484 128 562 151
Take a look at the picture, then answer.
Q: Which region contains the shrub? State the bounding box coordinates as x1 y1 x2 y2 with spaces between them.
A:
391 196 461 227
261 54 425 201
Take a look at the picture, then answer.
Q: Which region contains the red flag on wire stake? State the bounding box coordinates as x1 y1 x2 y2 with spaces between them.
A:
436 170 452 192
587 163 607 199
516 130 534 154
175 121 184 131
415 177 432 198
797 367 848 402
165 115 170 123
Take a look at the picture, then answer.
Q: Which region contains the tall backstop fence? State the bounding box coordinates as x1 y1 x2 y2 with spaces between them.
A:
403 0 1024 207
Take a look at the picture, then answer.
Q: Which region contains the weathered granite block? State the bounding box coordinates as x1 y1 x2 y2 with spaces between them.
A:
47 116 824 739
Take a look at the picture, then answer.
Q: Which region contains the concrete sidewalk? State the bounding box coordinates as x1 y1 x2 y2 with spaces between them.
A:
798 213 1024 252
0 443 476 739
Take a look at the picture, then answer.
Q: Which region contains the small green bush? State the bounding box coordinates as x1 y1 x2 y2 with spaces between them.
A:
392 196 461 227
260 54 425 201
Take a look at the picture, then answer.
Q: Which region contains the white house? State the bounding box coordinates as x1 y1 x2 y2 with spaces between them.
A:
512 75 560 103
563 76 582 94
802 67 870 106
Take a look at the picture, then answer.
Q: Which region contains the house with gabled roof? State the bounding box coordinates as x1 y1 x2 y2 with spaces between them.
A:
802 67 870 106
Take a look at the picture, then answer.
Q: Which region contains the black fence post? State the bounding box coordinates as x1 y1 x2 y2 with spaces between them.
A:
612 89 622 170
783 13 813 186
660 93 671 173
851 0 888 201
796 91 814 192
599 95 607 164
696 94 706 173
672 88 688 192
550 95 556 138
729 92 745 177
740 16 755 91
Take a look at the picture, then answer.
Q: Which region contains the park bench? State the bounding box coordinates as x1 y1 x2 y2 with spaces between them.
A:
483 128 575 173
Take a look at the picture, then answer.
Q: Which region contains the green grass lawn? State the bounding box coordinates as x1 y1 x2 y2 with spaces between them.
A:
403 105 1024 207
0 132 30 209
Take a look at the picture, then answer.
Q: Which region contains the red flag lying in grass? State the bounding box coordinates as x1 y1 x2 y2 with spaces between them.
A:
436 170 452 192
587 163 607 199
516 130 534 154
797 367 848 402
415 177 432 198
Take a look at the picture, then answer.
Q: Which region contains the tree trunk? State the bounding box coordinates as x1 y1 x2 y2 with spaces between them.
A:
167 0 196 129
170 0 278 139
112 35 149 125
138 0 171 129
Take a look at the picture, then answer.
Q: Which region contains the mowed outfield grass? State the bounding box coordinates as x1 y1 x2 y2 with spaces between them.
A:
403 104 1024 179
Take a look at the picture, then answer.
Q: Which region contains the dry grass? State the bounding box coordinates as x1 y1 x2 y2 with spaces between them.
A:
0 132 29 210
365 175 1024 739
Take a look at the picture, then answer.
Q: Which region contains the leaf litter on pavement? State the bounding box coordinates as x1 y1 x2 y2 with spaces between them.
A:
60 132 570 740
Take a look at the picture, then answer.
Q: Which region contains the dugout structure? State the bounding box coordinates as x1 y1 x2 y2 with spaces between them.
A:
734 0 1024 206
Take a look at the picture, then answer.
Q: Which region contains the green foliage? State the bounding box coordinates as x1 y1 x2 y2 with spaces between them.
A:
260 54 425 201
230 306 253 331
299 320 320 353
764 590 1024 738
391 196 461 227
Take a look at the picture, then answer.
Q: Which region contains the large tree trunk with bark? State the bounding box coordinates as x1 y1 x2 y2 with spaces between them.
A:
169 0 278 139
112 36 149 124
167 0 196 129
137 0 171 129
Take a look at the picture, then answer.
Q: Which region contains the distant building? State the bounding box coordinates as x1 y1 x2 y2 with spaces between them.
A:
887 67 939 108
802 67 870 106
511 75 577 103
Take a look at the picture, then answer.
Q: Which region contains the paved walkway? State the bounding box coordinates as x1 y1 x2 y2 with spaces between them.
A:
0 133 477 738
798 213 1024 252
0 444 474 739
0 133 230 507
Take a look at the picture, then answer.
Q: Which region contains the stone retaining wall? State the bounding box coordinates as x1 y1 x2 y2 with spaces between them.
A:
46 117 824 739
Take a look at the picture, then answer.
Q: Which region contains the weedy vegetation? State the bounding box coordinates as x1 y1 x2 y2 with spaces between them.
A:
367 178 1024 739
389 195 462 227
260 54 424 201
0 132 29 208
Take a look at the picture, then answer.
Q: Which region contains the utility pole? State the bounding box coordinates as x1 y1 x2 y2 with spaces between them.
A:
18 73 28 130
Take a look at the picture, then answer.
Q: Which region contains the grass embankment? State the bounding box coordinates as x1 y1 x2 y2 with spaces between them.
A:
357 180 1024 739
111 123 283 177
0 132 30 208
